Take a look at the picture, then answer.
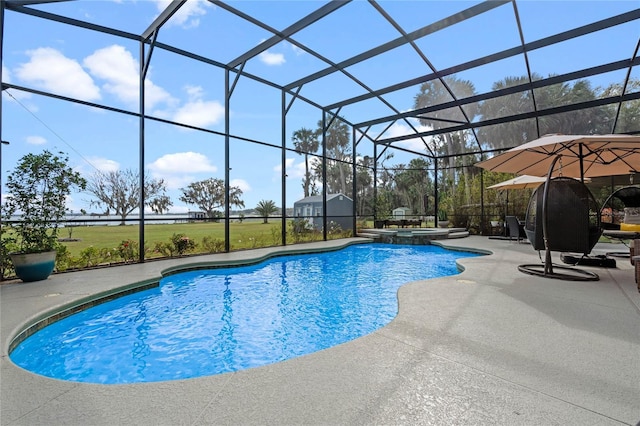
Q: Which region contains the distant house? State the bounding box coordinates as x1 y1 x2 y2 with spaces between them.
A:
392 207 411 218
187 211 206 222
293 193 353 232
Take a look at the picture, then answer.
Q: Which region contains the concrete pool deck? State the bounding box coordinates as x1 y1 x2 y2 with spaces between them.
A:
1 236 639 425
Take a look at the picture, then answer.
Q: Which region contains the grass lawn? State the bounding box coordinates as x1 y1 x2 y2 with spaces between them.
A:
1 219 360 278
60 220 287 256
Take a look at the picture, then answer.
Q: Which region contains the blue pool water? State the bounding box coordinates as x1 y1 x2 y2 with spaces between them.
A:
11 243 479 384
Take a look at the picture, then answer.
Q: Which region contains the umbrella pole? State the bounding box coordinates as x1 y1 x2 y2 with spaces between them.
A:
542 156 562 276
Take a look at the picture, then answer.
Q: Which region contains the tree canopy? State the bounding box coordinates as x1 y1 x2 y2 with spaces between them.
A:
292 127 320 198
2 150 87 252
86 169 171 225
179 178 244 218
290 75 640 227
255 200 278 223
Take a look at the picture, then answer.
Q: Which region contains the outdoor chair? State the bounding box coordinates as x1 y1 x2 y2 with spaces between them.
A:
600 185 640 258
505 216 527 242
520 177 602 281
600 185 640 231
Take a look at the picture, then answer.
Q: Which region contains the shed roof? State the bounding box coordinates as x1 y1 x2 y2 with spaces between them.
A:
295 193 353 204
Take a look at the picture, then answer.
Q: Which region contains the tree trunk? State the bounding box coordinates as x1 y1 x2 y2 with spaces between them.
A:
304 154 310 197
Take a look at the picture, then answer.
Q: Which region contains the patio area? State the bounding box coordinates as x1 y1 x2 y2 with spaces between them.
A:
1 236 639 425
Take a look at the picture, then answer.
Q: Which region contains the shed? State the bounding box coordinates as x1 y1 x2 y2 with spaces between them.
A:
392 207 411 218
293 193 354 232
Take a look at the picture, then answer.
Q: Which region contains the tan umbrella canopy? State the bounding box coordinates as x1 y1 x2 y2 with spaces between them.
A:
487 175 547 221
487 174 590 190
476 134 640 178
487 174 591 219
487 175 547 190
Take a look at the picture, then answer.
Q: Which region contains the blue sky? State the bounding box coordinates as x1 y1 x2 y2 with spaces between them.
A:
1 0 638 214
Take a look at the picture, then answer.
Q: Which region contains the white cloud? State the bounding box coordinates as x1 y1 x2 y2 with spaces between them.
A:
148 151 217 190
83 44 174 110
231 178 251 192
383 122 434 152
16 47 101 102
173 99 225 127
275 157 305 180
259 50 285 66
171 85 225 127
185 85 204 99
25 135 47 145
85 156 120 173
2 64 10 83
154 0 211 28
149 151 217 174
3 64 32 101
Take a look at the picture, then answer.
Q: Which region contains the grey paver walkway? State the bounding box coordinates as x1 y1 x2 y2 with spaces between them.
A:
2 236 639 425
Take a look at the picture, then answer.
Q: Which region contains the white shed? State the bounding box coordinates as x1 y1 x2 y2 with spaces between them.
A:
392 207 411 218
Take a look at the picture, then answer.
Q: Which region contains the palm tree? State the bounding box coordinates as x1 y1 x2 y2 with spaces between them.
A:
318 117 352 195
255 199 278 223
477 75 539 149
292 128 320 197
414 76 478 197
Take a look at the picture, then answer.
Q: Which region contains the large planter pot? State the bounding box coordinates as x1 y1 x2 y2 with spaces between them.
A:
9 251 56 282
438 220 450 228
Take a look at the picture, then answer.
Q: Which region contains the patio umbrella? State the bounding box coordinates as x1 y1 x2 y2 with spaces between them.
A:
487 175 547 190
476 134 640 179
487 175 546 221
487 175 591 190
487 174 590 220
476 134 640 281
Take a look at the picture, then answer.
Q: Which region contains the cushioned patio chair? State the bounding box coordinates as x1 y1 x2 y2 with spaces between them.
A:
600 186 640 257
600 185 640 231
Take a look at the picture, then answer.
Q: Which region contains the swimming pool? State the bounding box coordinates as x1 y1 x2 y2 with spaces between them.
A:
10 243 480 384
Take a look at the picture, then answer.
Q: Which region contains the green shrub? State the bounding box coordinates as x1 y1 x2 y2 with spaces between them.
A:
0 234 17 280
201 236 225 254
76 245 112 268
170 233 196 255
290 218 311 243
117 239 138 262
54 244 73 271
328 221 342 235
270 224 282 246
153 241 173 257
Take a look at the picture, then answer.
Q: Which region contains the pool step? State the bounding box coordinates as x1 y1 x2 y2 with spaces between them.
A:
448 231 470 239
357 232 381 239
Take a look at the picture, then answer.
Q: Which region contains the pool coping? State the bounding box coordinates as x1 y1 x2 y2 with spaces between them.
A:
7 240 488 382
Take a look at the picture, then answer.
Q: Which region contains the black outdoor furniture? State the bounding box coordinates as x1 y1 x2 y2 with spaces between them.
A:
382 219 422 228
519 176 602 281
505 216 527 242
600 186 640 257
600 185 640 230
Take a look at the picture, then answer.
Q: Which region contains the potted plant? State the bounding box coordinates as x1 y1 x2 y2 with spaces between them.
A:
1 150 86 282
437 210 449 228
